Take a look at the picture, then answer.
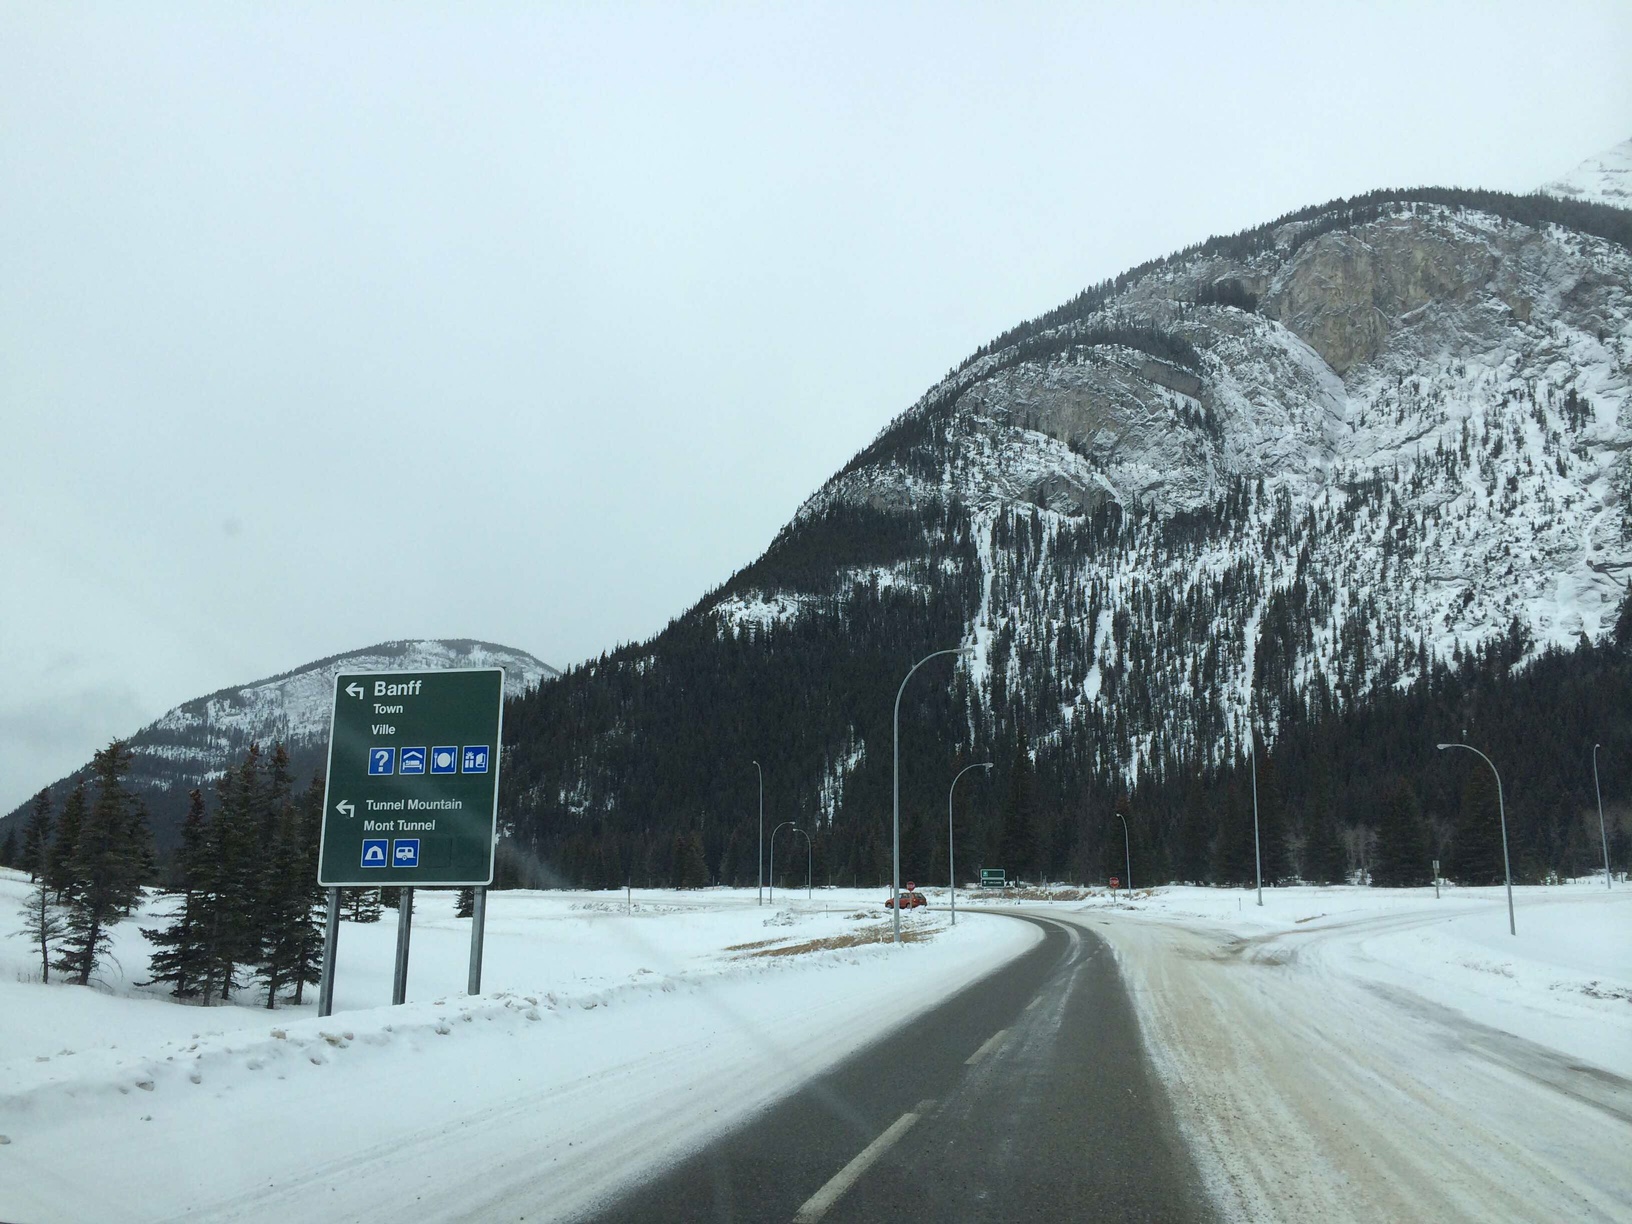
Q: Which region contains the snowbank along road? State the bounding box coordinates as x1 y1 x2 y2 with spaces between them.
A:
1086 893 1632 1222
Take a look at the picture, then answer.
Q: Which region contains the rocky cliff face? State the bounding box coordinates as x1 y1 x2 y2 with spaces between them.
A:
730 199 1631 773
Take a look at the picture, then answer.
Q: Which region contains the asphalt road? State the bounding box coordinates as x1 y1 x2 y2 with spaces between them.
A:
580 912 1211 1223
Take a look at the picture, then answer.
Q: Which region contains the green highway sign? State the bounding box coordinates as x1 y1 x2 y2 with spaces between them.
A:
980 868 1007 888
317 668 504 887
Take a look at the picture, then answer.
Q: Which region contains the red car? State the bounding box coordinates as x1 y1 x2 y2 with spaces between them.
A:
884 884 928 909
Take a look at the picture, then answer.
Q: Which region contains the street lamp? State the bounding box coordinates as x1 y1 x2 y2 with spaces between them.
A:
789 827 813 899
752 760 764 906
893 646 973 945
1593 744 1612 891
1115 810 1132 897
769 820 797 902
1249 729 1262 906
947 762 993 926
1438 742 1516 935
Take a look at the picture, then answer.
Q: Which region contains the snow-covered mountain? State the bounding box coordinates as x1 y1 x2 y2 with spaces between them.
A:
501 179 1632 885
1541 137 1632 211
762 195 1632 773
4 640 556 851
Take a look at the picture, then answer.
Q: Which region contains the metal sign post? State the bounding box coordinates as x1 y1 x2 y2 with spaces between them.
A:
467 886 487 995
317 668 504 1010
317 887 342 1017
1433 859 1441 900
392 887 415 1004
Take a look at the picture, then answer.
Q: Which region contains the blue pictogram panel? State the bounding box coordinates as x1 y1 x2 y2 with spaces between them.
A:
399 747 426 775
367 747 396 776
430 746 458 775
462 745 490 774
361 839 389 868
392 839 420 868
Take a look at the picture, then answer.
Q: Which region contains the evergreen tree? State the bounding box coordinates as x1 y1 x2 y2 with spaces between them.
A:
1303 807 1349 884
55 742 148 986
674 830 709 889
142 789 211 999
209 745 265 1000
16 876 68 983
20 788 52 881
120 801 157 915
344 888 384 922
1372 781 1430 886
381 887 400 911
280 773 328 1005
1254 748 1292 885
455 887 475 918
46 784 86 902
1451 768 1506 885
999 731 1037 883
0 826 17 868
1212 773 1258 887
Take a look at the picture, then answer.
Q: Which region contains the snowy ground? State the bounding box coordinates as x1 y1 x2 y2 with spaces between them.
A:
0 872 1036 1223
5 873 1627 1222
1036 880 1632 1221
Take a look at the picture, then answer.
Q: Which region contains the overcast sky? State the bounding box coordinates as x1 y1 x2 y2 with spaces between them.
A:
3 1 1630 814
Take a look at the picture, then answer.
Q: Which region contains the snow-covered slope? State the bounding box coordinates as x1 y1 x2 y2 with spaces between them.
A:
728 198 1632 774
1540 136 1632 210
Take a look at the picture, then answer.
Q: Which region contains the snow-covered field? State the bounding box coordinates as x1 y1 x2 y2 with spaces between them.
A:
0 872 1036 1223
1050 880 1632 1221
5 872 1627 1222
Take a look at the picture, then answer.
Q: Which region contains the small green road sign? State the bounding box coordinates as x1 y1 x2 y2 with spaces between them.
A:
318 668 504 887
981 868 1006 888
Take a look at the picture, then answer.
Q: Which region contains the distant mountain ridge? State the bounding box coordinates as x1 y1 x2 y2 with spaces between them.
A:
1541 137 1632 211
2 639 556 855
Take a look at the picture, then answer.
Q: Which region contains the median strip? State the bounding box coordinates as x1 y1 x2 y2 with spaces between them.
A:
792 1099 936 1223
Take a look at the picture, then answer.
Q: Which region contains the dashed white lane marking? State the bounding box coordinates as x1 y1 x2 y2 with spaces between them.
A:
791 1099 936 1223
965 1028 1010 1064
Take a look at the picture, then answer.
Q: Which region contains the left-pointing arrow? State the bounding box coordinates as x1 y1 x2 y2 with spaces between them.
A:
336 799 355 819
346 683 365 700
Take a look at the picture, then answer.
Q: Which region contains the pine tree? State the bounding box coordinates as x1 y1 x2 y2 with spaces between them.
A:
209 745 265 1001
1254 748 1292 885
999 732 1037 883
46 784 86 902
1372 781 1430 886
456 887 475 918
55 742 148 986
20 788 52 881
344 888 384 922
16 876 68 983
281 774 327 1005
1303 808 1349 884
674 830 709 889
142 789 212 999
0 826 17 868
1452 768 1506 885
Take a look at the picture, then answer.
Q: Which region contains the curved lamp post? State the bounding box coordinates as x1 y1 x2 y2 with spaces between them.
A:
790 827 813 899
893 646 973 944
752 760 764 905
1438 742 1516 935
1593 743 1612 890
769 820 797 902
948 762 993 926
